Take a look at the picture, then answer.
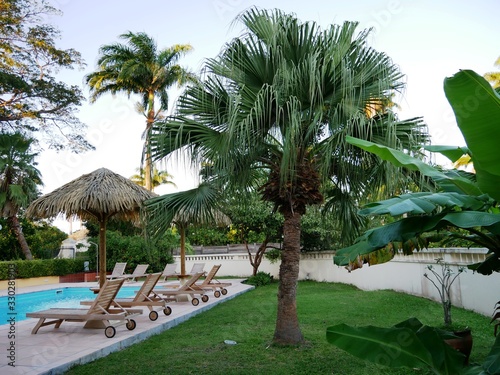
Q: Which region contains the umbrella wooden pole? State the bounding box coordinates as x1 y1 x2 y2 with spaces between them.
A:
99 219 107 287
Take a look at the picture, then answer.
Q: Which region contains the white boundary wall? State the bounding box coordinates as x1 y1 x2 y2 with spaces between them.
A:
176 247 499 316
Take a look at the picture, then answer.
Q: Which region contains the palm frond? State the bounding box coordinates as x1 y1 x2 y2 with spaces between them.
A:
143 183 229 240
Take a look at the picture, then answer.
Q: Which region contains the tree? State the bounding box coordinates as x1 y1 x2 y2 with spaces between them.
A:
148 8 429 345
484 56 500 89
0 217 67 260
328 74 500 375
0 0 90 152
334 70 500 276
130 165 176 192
0 132 42 259
222 188 283 275
85 32 197 191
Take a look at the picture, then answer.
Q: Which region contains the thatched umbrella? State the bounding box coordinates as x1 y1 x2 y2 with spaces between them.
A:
26 168 156 286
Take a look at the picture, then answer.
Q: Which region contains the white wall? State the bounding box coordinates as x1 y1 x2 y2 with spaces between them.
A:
176 247 499 317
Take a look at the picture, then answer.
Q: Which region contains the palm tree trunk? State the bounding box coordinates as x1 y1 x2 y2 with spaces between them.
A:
144 92 155 191
273 210 304 345
8 215 33 260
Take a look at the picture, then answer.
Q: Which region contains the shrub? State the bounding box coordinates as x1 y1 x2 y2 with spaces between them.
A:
0 259 86 280
187 226 229 246
244 271 273 287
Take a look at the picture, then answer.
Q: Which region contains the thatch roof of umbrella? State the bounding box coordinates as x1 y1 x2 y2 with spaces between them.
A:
27 167 155 221
26 168 156 286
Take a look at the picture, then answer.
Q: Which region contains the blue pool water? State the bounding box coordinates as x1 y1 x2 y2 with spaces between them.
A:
0 286 139 325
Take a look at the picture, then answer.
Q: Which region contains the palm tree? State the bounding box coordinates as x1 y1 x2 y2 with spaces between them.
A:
85 32 197 191
148 8 429 345
130 165 177 192
484 56 500 89
0 132 42 260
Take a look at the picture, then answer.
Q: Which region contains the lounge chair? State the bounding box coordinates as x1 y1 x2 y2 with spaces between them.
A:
82 273 173 321
152 272 208 306
160 263 178 282
169 265 232 298
99 262 127 280
187 263 205 276
123 264 149 281
194 265 232 298
26 278 142 338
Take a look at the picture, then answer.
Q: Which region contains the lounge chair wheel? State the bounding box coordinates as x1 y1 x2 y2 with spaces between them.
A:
126 319 137 330
163 306 172 316
191 298 200 306
214 290 221 298
149 311 159 321
105 326 116 338
201 295 209 303
221 288 228 295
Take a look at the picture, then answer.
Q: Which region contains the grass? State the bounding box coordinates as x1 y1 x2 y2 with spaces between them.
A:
66 281 494 375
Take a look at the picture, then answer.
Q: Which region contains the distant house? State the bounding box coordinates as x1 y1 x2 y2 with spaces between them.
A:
58 238 76 259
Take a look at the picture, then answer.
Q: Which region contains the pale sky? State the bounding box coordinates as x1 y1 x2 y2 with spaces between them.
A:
39 0 499 232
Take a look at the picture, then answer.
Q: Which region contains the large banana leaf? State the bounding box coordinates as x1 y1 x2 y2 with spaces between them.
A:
334 211 500 272
360 192 491 216
423 145 470 164
444 70 500 202
326 318 465 374
345 136 482 196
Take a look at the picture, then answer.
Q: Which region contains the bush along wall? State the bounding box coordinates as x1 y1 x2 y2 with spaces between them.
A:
0 259 86 280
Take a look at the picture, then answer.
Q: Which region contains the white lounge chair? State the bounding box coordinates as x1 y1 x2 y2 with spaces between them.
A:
123 264 149 281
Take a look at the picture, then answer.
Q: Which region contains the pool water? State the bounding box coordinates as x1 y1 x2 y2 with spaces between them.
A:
0 286 139 325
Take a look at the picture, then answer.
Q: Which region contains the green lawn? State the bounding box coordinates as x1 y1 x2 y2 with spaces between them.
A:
66 281 494 375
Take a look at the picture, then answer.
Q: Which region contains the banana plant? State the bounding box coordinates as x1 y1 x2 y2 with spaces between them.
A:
329 71 500 373
334 70 500 275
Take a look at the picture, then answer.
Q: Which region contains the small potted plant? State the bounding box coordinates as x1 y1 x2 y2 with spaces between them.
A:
424 257 465 327
424 257 471 363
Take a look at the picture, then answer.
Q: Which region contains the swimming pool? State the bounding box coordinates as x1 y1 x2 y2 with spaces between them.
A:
0 286 139 325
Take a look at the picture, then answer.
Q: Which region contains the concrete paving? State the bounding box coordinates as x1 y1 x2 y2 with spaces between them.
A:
0 279 253 375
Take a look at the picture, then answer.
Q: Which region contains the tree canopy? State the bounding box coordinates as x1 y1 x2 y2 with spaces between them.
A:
85 31 196 190
0 131 42 259
0 0 90 152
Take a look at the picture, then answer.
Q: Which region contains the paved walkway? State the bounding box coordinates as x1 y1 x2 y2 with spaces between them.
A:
0 279 253 375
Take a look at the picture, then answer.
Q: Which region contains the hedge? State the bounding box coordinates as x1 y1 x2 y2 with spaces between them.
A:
0 259 86 280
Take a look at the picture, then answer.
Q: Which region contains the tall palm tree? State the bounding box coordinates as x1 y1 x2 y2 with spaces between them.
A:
85 32 197 191
130 165 177 192
0 132 42 260
148 8 429 345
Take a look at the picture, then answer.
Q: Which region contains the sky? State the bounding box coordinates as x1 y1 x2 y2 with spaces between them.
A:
38 0 499 232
